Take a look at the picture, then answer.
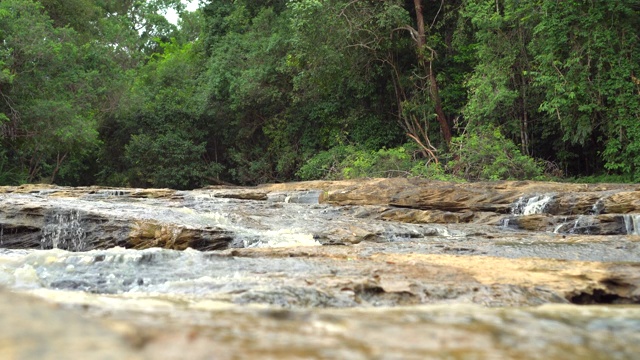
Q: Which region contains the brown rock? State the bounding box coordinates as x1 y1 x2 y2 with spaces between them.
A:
379 208 474 224
605 191 640 213
512 214 554 231
0 289 140 360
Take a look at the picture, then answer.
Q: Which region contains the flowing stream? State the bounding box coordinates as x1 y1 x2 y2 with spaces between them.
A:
1 182 640 359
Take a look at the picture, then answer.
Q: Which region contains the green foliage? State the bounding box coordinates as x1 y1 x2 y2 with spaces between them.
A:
410 162 465 183
101 35 222 189
530 0 640 178
125 132 221 189
461 0 640 179
0 0 639 188
0 149 28 185
447 126 544 181
297 144 419 180
462 0 543 154
0 0 106 183
40 0 102 33
565 174 634 184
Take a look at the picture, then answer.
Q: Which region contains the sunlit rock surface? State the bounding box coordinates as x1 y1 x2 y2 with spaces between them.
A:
1 179 640 359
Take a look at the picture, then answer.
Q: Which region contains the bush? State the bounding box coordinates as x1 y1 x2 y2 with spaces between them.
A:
124 132 223 189
297 144 417 180
410 162 465 182
447 126 544 181
0 148 28 185
297 127 545 182
565 174 634 184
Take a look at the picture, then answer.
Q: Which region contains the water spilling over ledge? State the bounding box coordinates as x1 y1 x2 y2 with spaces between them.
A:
1 178 640 359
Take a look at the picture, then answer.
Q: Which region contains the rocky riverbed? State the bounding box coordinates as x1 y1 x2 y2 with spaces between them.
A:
1 178 639 359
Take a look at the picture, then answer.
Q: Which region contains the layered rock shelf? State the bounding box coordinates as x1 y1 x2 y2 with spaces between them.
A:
1 179 640 359
2 178 639 252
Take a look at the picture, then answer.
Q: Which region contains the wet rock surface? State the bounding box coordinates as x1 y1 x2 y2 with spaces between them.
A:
1 179 640 359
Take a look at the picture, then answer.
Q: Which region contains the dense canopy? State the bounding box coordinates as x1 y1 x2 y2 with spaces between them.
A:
1 0 638 188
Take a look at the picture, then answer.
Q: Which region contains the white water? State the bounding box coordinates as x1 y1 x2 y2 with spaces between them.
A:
553 215 596 235
624 214 640 235
41 210 87 251
590 199 605 215
0 246 354 308
5 188 453 251
511 195 554 215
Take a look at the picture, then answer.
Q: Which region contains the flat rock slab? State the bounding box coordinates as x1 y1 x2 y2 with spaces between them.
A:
5 288 640 360
0 289 141 360
132 304 640 360
221 245 640 306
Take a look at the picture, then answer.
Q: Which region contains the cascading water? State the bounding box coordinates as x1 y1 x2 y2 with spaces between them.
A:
511 195 553 215
41 210 87 251
501 194 554 229
566 215 595 234
549 196 640 235
561 198 605 234
590 199 605 215
624 215 640 235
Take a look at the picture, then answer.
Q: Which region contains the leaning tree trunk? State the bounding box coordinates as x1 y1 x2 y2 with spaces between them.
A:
413 0 452 146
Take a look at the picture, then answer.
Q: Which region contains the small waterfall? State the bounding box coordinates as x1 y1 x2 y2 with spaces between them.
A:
568 215 595 234
590 199 605 215
500 194 553 232
553 217 569 234
511 195 553 215
623 215 640 235
267 190 323 204
41 210 87 251
550 197 609 235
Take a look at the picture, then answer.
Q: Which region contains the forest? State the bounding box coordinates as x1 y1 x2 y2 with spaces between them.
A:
0 0 639 189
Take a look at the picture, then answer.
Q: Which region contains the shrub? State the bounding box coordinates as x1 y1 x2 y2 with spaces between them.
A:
0 149 28 185
447 126 544 181
297 144 417 180
297 127 545 182
124 132 223 189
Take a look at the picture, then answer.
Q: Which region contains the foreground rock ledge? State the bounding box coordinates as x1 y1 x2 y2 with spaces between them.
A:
0 289 141 360
4 287 640 360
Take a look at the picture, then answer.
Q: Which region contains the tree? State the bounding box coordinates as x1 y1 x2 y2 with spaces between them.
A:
462 0 545 156
411 0 452 146
101 38 221 189
0 0 101 183
462 0 639 178
200 1 295 184
326 0 467 161
531 0 640 177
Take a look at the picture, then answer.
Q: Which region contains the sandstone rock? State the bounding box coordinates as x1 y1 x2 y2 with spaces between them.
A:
379 208 476 224
128 221 232 250
605 191 640 213
0 289 140 360
0 193 234 251
2 177 640 249
257 178 640 234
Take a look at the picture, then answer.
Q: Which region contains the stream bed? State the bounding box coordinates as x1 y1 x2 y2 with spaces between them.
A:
1 179 639 359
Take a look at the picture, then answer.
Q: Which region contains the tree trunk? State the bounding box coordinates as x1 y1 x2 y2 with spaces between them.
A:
413 0 452 146
50 152 68 184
